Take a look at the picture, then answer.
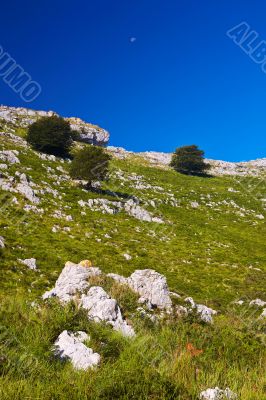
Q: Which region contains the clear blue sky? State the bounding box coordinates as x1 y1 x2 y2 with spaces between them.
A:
0 0 266 161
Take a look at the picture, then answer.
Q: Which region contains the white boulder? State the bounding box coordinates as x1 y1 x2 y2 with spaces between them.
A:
43 261 101 302
128 269 172 310
200 387 237 399
80 286 135 337
54 330 100 370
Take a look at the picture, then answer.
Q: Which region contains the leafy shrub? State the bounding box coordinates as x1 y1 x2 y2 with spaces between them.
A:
70 145 111 187
27 116 73 156
170 145 210 175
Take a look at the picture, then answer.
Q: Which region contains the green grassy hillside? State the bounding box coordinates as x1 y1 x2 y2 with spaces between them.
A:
0 131 265 399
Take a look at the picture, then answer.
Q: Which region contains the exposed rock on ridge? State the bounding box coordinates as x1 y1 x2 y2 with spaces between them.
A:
0 106 109 147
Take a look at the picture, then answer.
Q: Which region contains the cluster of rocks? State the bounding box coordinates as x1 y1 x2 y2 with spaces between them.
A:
78 198 164 223
235 298 266 319
43 260 134 337
0 164 40 204
0 106 109 146
41 261 220 371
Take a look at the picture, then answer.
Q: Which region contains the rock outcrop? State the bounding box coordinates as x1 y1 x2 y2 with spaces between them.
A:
0 106 109 147
54 330 100 370
43 260 101 302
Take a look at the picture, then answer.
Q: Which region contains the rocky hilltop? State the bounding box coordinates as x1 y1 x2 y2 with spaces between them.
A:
108 147 266 177
0 105 110 146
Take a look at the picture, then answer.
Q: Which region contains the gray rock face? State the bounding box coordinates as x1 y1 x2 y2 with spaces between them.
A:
127 269 172 310
54 330 100 370
80 286 135 337
0 106 109 147
42 261 101 302
199 387 237 399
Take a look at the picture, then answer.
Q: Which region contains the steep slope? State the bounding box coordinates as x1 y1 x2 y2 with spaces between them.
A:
0 123 265 399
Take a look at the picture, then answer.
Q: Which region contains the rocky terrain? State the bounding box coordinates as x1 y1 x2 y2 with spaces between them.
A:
0 106 110 146
108 146 266 177
0 106 265 400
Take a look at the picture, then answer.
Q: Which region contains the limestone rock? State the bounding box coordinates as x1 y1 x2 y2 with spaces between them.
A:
249 298 266 307
127 269 172 310
43 261 101 302
0 150 20 164
54 330 100 370
80 286 135 337
185 297 217 323
66 117 109 146
16 182 40 204
19 258 37 270
200 387 237 399
0 106 109 146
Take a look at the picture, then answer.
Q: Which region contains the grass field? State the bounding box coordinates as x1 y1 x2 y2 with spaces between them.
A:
0 131 265 399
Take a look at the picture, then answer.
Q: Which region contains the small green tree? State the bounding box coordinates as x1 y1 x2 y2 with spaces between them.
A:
27 116 73 157
170 145 210 175
70 145 111 188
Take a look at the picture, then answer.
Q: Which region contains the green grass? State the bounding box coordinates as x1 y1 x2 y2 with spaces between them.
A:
0 132 265 399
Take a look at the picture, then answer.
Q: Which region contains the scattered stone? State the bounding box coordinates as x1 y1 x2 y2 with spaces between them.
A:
123 253 132 260
234 300 244 305
185 297 217 323
19 258 37 270
249 299 266 307
124 200 164 223
54 330 100 370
